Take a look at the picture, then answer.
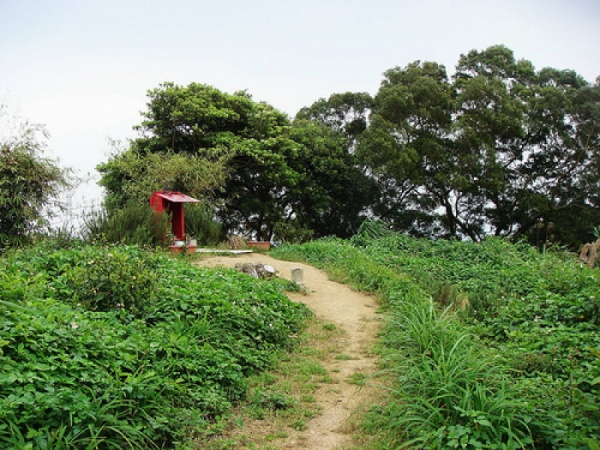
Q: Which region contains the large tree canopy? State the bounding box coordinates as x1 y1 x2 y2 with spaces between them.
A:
99 83 374 241
295 91 373 142
352 46 600 247
98 47 599 248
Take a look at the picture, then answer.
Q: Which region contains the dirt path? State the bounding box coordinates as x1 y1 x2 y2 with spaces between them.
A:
194 253 382 449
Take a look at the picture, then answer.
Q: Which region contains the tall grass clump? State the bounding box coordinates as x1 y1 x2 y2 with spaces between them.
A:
82 201 170 247
379 299 536 449
183 202 223 246
83 202 223 247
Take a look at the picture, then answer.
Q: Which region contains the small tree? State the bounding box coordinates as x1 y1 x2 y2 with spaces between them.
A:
0 111 70 249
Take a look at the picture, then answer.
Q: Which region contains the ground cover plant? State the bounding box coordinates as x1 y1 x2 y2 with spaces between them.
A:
0 242 310 449
272 221 600 449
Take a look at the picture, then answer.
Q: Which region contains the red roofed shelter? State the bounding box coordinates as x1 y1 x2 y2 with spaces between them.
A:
149 191 200 241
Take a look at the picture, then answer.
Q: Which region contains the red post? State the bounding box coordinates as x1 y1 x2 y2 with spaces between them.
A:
149 191 200 243
171 203 185 240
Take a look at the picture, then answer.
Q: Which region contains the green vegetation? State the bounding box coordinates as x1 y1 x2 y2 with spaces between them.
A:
98 84 373 243
96 45 600 248
354 46 600 247
195 316 342 449
0 112 70 251
272 221 600 449
81 201 221 248
82 201 171 247
183 203 223 247
3 43 600 449
3 46 598 250
0 243 310 449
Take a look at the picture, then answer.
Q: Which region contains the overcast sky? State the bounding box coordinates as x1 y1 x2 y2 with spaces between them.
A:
1 0 599 211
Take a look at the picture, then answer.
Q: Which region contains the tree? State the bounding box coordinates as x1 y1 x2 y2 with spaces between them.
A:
451 45 535 240
138 83 304 240
285 119 377 239
99 83 373 242
0 111 70 249
356 46 600 248
97 143 227 211
296 92 373 142
98 49 600 248
358 61 466 238
453 46 600 246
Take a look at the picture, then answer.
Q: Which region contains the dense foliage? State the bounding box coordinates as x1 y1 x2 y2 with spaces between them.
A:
0 244 310 448
98 46 599 248
81 201 222 248
272 224 600 449
335 46 600 248
99 84 373 242
98 141 227 212
0 115 70 250
81 201 171 247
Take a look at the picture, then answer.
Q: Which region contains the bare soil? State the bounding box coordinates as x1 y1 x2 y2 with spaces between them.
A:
194 253 383 449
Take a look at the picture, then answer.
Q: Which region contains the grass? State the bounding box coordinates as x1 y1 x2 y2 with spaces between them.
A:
271 224 600 449
348 373 368 386
195 316 343 449
374 300 535 449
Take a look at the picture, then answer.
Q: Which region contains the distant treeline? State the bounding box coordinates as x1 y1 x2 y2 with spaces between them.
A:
98 45 600 249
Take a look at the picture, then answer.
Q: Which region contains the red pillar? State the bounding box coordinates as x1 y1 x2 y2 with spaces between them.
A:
171 203 185 240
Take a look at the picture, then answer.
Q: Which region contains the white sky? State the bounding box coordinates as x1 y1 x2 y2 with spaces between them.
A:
1 0 599 212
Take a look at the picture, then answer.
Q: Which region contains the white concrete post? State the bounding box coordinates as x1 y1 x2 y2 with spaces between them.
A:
291 267 304 286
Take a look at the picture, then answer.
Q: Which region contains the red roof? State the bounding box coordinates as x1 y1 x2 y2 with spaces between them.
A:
152 191 200 203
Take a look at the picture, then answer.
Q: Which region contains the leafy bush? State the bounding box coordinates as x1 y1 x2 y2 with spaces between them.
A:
0 116 70 251
60 246 159 316
0 244 310 448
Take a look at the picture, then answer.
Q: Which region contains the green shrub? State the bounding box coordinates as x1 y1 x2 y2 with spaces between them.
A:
82 202 170 247
0 120 70 252
183 202 223 246
62 246 158 316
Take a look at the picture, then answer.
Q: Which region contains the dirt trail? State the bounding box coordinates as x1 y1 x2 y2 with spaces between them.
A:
194 253 382 449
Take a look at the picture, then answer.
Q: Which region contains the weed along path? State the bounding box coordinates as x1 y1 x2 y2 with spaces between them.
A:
194 253 382 449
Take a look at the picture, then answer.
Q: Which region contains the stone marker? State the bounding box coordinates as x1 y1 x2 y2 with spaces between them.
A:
291 267 304 286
